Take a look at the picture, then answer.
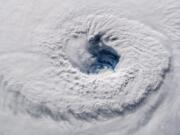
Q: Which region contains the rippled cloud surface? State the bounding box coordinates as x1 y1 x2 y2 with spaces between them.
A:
0 0 180 135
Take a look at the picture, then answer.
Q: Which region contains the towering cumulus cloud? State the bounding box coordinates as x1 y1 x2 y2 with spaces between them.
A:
0 0 179 135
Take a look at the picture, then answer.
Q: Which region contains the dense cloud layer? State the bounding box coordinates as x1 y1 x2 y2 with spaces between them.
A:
0 0 180 135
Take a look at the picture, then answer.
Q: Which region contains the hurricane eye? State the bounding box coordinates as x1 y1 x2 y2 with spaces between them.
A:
72 34 120 74
87 34 120 74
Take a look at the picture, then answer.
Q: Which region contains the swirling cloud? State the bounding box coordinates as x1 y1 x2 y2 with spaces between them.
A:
0 13 170 121
0 0 179 135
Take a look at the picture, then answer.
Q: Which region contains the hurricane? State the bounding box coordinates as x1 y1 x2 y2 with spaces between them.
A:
0 0 180 135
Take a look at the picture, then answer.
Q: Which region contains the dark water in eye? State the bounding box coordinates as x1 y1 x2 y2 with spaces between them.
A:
87 34 120 74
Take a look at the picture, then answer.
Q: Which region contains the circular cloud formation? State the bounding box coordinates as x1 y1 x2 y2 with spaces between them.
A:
0 14 170 120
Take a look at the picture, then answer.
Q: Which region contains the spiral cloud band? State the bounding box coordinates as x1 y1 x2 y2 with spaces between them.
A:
0 12 170 121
